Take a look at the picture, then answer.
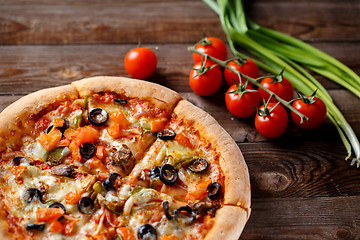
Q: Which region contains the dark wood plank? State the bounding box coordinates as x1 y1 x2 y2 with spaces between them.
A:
0 43 359 95
241 196 360 239
0 0 224 45
0 0 359 45
241 141 360 198
247 0 360 42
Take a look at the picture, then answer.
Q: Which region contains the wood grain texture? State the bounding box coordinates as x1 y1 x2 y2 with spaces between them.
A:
0 42 359 95
0 0 359 44
241 196 360 239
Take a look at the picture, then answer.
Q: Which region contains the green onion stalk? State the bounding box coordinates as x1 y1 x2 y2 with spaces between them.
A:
202 0 360 166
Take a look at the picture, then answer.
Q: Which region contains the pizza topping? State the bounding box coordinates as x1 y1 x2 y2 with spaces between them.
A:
25 223 45 231
137 224 157 240
149 166 161 179
102 172 121 191
35 207 65 223
46 118 70 134
47 146 71 165
111 144 135 175
207 182 222 200
88 108 109 127
11 156 30 166
160 164 178 185
187 158 208 173
49 202 67 218
114 98 128 104
50 164 74 177
23 188 43 203
162 201 173 220
191 202 219 217
78 196 95 214
157 129 176 141
174 206 196 225
80 143 96 159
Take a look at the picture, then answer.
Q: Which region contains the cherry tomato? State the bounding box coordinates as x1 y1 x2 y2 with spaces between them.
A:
124 47 157 79
291 95 327 130
255 102 288 138
258 76 294 102
225 84 260 118
189 62 222 96
224 59 259 86
193 37 227 64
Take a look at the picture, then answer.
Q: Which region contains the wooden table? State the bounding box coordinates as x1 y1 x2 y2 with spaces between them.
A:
1 0 359 239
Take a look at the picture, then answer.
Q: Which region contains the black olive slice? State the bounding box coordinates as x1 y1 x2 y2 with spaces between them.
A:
23 188 43 203
49 202 66 214
114 98 128 104
77 197 94 214
46 118 70 134
102 172 121 191
149 166 161 179
174 206 196 224
163 201 173 220
157 129 176 140
79 143 96 159
49 202 66 219
207 182 222 200
160 164 178 185
188 158 208 173
25 223 45 231
11 156 30 166
137 224 157 240
88 108 109 127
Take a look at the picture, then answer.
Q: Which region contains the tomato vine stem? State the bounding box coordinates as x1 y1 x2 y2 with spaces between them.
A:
188 46 309 123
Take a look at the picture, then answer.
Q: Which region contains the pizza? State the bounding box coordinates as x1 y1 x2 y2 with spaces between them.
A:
0 76 250 240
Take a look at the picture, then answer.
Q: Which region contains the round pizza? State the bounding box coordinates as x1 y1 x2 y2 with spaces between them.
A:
0 76 250 240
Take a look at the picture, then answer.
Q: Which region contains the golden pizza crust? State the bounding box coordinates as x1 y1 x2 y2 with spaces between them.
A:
173 100 251 210
0 84 79 150
71 76 182 112
205 205 249 240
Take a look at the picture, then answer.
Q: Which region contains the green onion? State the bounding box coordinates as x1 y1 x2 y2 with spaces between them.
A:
202 0 360 166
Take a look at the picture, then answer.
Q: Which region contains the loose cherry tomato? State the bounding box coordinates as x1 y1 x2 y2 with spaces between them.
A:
224 59 259 86
124 47 157 79
189 61 222 96
291 93 327 130
225 83 260 118
258 76 294 102
255 102 288 138
193 37 227 64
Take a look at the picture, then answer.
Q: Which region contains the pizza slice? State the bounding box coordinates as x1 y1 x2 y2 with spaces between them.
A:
127 99 251 238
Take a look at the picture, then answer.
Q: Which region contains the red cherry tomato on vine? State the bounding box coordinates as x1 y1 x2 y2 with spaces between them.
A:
124 47 157 79
255 102 288 138
224 59 259 86
189 62 222 96
291 96 327 130
258 76 294 102
193 37 227 64
225 84 260 118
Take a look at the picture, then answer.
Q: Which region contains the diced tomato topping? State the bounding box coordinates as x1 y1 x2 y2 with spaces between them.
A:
116 227 136 240
96 146 107 160
38 128 62 151
151 119 168 133
65 189 83 204
36 208 64 223
185 179 212 202
175 132 195 149
72 126 99 146
107 122 122 138
49 220 64 233
111 110 130 129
